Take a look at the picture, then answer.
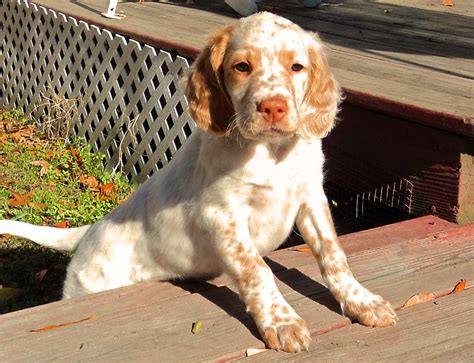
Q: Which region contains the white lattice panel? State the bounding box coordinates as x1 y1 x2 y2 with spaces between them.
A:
1 0 196 182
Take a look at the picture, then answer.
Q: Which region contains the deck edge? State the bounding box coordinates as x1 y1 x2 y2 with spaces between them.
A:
31 1 474 138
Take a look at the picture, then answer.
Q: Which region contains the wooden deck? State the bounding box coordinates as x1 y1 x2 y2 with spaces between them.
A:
2 3 472 360
1 216 472 361
30 0 474 136
27 0 473 224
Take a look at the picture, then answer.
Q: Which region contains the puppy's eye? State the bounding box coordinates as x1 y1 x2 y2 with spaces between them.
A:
291 63 304 72
234 62 251 73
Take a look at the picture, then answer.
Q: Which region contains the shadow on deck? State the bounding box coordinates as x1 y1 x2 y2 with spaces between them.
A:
0 216 472 361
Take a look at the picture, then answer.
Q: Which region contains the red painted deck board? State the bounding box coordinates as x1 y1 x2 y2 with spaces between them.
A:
244 289 474 362
0 217 472 361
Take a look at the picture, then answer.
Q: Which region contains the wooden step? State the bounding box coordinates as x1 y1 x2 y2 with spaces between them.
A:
0 217 472 361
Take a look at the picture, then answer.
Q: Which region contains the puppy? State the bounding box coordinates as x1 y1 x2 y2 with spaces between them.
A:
0 12 396 352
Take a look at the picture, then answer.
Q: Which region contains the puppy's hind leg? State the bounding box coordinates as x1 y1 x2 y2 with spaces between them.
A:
61 258 111 299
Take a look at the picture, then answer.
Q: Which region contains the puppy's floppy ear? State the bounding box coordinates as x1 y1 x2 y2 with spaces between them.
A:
184 25 235 135
300 33 342 139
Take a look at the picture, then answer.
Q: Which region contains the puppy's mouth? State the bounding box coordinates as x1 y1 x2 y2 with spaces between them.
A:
255 124 295 140
261 125 292 135
234 109 298 140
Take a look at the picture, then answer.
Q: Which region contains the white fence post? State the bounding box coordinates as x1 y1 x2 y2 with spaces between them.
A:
101 0 125 19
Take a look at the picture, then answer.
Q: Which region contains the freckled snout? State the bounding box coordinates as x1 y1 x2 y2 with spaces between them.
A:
257 97 288 124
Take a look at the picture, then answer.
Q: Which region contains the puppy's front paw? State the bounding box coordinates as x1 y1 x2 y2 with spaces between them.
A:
342 291 397 327
261 317 311 353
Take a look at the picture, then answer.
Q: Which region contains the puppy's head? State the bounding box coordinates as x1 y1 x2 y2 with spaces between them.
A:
184 12 341 141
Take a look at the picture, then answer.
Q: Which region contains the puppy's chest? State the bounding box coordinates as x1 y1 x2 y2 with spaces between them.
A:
246 179 300 212
244 180 302 253
235 166 304 245
230 146 310 217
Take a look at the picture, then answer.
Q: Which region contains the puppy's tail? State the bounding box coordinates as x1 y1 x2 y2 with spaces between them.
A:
0 220 90 252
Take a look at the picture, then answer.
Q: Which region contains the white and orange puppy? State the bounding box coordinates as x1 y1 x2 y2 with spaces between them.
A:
0 12 396 352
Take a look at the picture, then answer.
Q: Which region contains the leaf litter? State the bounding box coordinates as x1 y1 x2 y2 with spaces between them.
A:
0 109 135 313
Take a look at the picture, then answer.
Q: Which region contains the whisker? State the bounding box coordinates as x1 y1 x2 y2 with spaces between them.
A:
225 113 241 138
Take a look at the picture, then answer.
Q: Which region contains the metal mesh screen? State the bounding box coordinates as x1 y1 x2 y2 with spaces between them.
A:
1 0 195 182
324 145 414 225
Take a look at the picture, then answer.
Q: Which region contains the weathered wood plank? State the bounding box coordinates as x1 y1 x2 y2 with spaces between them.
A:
332 65 472 118
221 225 474 360
244 288 474 362
285 16 474 79
0 219 471 361
0 217 445 336
30 0 474 124
284 4 474 49
264 0 474 38
266 216 460 269
0 257 470 362
329 47 472 98
31 0 235 51
269 223 473 307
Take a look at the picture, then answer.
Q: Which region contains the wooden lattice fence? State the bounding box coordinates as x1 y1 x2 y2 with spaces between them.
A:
1 0 195 182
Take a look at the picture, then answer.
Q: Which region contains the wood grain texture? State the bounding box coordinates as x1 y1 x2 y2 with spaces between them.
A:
0 218 472 361
30 0 474 134
244 289 474 362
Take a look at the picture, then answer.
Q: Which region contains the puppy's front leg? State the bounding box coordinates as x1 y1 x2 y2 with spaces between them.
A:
218 219 311 352
296 190 397 327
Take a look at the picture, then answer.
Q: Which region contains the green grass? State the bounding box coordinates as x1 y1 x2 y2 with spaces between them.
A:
0 109 136 313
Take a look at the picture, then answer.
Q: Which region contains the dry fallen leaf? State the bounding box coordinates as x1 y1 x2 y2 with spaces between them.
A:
100 182 115 197
402 292 436 308
53 221 69 229
80 175 99 189
290 245 311 253
31 160 49 176
69 146 82 164
8 190 34 207
448 278 466 295
44 150 55 158
9 128 32 141
30 315 97 333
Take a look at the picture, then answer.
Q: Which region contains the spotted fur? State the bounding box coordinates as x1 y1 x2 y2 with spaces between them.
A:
0 12 396 353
